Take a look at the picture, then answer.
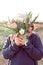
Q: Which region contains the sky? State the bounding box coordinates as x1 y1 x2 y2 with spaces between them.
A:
0 0 43 22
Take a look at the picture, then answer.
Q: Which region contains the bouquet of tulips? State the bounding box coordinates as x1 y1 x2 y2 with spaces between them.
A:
4 12 39 45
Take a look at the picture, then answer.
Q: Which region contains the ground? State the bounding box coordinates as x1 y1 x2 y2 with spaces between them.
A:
0 30 43 65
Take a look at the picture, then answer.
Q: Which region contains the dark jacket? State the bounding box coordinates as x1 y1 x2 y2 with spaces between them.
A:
2 33 43 65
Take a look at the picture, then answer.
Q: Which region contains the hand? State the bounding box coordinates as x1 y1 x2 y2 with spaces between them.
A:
15 36 22 46
15 34 26 46
10 34 15 41
18 35 26 45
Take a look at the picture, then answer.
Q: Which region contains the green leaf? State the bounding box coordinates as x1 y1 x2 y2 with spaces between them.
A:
29 14 39 27
3 25 18 34
32 14 39 23
26 12 32 23
25 12 32 32
17 21 25 30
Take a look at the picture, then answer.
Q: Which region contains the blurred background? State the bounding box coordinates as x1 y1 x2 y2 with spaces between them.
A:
0 0 43 65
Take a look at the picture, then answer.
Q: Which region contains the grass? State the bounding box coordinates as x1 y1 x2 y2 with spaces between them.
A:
0 43 4 51
34 27 43 32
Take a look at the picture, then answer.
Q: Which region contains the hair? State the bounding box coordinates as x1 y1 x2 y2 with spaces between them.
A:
31 24 34 30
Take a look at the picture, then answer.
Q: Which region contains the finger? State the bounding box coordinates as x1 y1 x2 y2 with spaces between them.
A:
19 37 24 41
15 37 22 43
17 34 24 40
18 35 24 39
16 38 22 43
15 37 24 45
18 38 23 43
18 39 24 45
